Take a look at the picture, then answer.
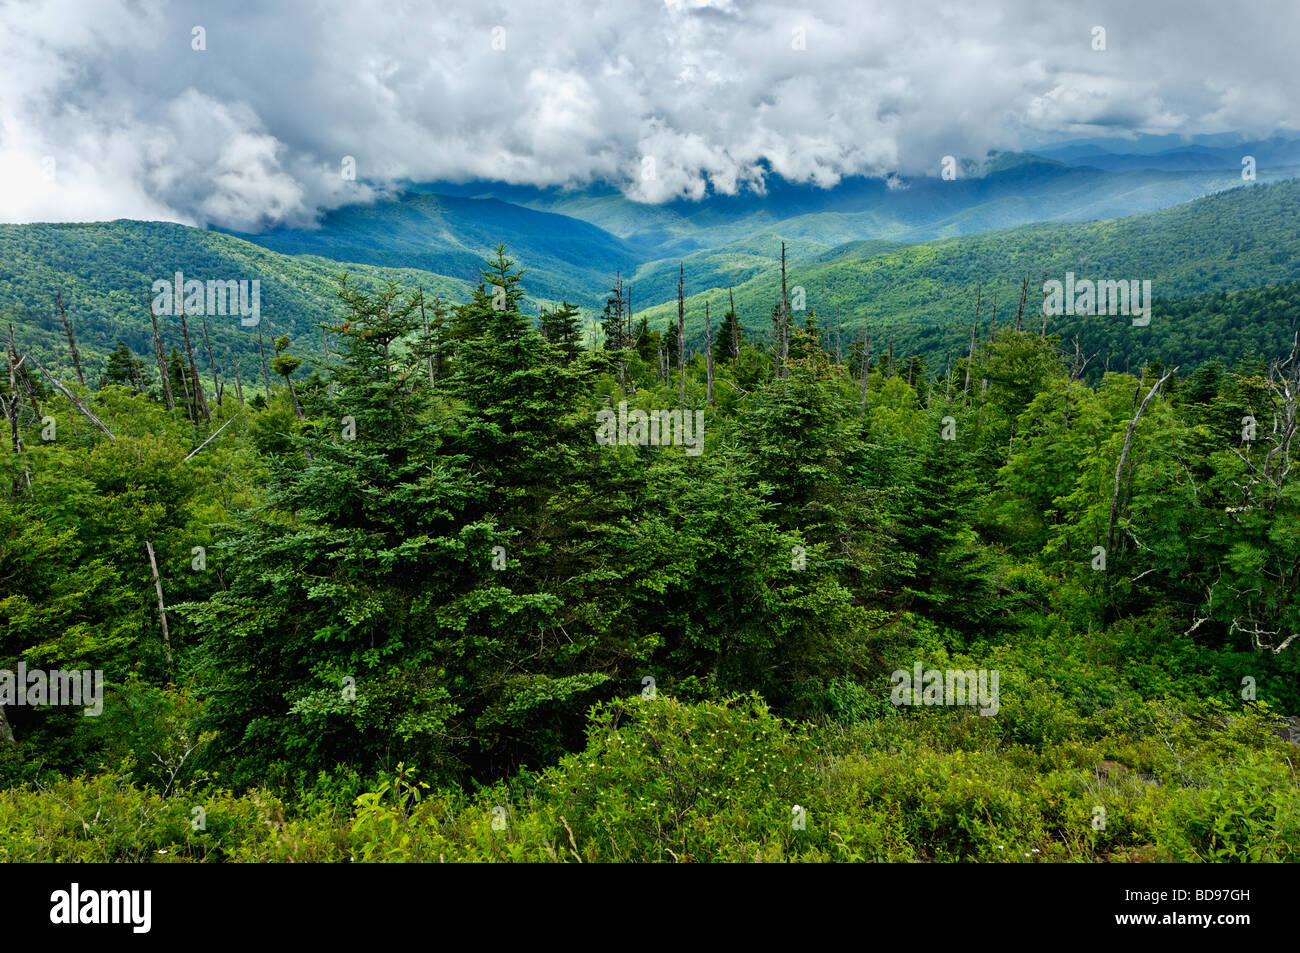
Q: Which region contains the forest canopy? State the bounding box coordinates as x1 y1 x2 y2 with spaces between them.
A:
3 245 1299 863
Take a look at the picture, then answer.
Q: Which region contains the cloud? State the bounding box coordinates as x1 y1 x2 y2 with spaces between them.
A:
0 0 1295 229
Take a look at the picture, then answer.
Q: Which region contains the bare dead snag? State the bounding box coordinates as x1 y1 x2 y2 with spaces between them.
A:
835 304 843 367
178 299 210 425
147 293 176 412
859 334 871 414
183 412 241 462
1040 272 1049 338
231 350 245 406
1105 368 1177 563
5 324 29 494
418 287 435 387
26 352 115 440
200 312 221 410
257 323 272 399
677 263 686 409
145 541 175 673
964 283 981 400
729 288 740 363
779 242 790 377
56 291 85 387
703 300 715 407
1261 333 1300 490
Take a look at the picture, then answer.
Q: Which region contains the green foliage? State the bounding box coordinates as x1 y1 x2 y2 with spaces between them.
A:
6 240 1300 863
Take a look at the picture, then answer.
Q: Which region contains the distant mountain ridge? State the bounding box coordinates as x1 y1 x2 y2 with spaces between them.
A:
636 179 1300 364
227 145 1295 311
1035 135 1300 173
0 220 470 385
425 142 1299 258
223 192 641 304
2 155 1297 388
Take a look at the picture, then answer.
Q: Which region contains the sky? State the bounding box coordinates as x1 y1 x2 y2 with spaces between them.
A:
0 0 1295 230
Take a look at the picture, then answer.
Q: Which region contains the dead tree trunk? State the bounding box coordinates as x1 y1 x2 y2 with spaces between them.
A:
859 334 871 414
5 323 29 494
613 273 629 394
27 352 115 440
183 412 241 462
677 264 686 409
56 292 85 388
1105 368 1176 564
964 283 982 399
200 313 221 411
283 371 303 420
1261 335 1300 491
147 293 175 412
835 305 843 367
1040 272 1049 338
729 288 740 363
703 300 715 407
419 288 435 387
257 323 272 400
178 301 210 424
178 354 194 419
14 349 39 420
779 242 790 378
231 351 245 406
1015 275 1029 332
145 540 175 672
982 292 996 399
624 285 636 397
321 325 335 397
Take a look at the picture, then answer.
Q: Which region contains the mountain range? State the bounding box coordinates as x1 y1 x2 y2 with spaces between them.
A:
2 139 1298 384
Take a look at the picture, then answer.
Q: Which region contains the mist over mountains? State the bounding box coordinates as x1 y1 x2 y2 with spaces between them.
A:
216 138 1300 310
5 135 1293 380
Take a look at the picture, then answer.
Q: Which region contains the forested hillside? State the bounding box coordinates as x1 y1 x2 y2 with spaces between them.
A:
440 152 1297 259
0 221 471 384
5 181 1299 392
3 247 1298 862
224 191 642 303
644 180 1300 361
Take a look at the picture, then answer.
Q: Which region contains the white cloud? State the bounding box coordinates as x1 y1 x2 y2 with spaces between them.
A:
0 0 1295 229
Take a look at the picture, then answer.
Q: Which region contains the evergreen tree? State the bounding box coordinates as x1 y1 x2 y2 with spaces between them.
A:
714 304 743 366
100 341 148 392
270 335 303 418
634 315 659 364
539 301 584 365
600 276 630 352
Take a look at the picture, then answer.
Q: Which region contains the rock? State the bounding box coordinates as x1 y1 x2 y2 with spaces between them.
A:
1272 715 1300 746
